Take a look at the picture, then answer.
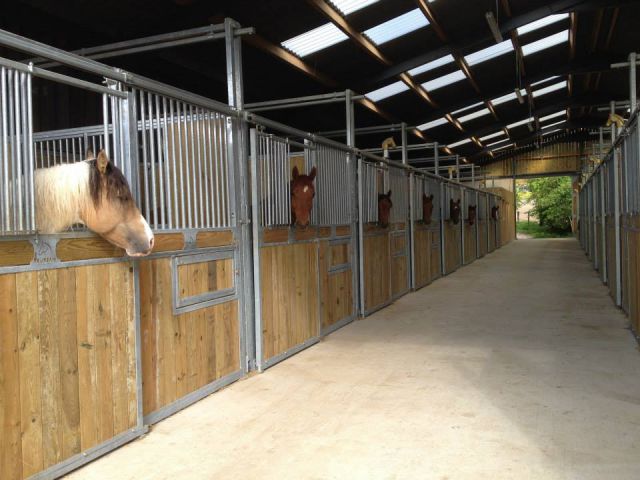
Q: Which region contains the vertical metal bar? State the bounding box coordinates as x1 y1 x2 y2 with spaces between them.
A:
180 101 192 228
14 71 23 231
0 67 6 232
138 90 151 225
200 109 211 228
26 71 34 231
630 52 637 112
210 113 220 228
146 92 158 228
611 101 622 306
160 96 173 229
7 69 17 231
102 93 110 158
153 95 165 228
220 116 230 227
193 106 204 228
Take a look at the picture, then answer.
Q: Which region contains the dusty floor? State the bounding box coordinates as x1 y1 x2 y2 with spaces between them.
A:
67 239 640 480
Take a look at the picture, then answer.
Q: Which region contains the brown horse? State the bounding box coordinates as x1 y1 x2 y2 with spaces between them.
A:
491 205 500 221
468 205 477 226
35 150 154 256
378 190 392 228
291 165 316 227
449 198 461 224
422 193 434 225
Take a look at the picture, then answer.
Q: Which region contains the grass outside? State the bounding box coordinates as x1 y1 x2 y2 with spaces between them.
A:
516 221 573 239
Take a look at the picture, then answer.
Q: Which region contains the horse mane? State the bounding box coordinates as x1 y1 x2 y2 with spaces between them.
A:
88 160 134 208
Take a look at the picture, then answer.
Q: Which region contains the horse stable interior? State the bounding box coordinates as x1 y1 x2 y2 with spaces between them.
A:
1 1 639 478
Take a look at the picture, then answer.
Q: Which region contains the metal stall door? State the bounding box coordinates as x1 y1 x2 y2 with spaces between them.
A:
463 188 477 264
478 192 488 257
359 159 392 315
131 87 247 425
443 182 462 273
411 174 442 289
311 142 358 335
250 129 322 370
389 165 410 299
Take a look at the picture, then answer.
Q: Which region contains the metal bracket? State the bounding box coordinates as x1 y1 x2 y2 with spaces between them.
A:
184 230 197 250
31 236 59 264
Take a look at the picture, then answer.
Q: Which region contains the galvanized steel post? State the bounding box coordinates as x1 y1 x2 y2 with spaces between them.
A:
611 100 622 306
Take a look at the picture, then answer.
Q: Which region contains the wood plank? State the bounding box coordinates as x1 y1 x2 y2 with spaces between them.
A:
330 243 349 267
318 227 331 238
108 263 130 435
294 227 318 241
335 225 351 236
57 268 81 459
16 271 44 478
324 270 353 329
263 228 289 244
123 263 137 429
38 269 63 468
75 266 98 451
0 240 34 267
214 301 239 378
140 260 158 416
0 274 22 480
153 233 185 252
196 230 234 248
56 237 124 262
90 264 115 443
363 234 390 311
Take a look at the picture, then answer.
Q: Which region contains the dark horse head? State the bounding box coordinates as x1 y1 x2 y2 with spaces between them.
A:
378 190 392 228
468 205 477 226
449 198 461 225
491 205 500 221
422 193 434 225
291 165 316 228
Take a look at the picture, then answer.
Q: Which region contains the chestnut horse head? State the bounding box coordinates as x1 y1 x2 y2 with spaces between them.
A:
468 205 477 226
491 205 500 221
422 193 434 225
378 190 392 228
449 198 461 225
290 165 316 228
35 150 154 256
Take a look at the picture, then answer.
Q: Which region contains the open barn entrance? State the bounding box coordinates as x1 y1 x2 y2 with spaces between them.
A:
516 176 574 239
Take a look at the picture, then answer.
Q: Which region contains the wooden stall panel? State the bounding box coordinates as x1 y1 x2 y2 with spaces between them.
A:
630 216 640 333
444 223 461 274
606 217 616 302
364 234 391 312
140 258 240 417
0 263 136 480
478 221 488 257
488 220 497 252
319 241 353 330
260 243 319 361
177 258 234 300
413 227 431 288
430 233 441 280
464 224 477 264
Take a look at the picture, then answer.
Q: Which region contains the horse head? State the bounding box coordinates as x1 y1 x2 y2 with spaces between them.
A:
290 165 316 228
422 193 434 225
491 205 500 221
468 205 477 226
450 198 461 225
378 190 392 228
85 150 154 256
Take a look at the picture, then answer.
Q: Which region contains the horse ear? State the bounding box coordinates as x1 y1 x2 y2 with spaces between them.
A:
429 194 434 200
308 166 317 180
96 149 110 175
387 190 392 198
292 166 299 180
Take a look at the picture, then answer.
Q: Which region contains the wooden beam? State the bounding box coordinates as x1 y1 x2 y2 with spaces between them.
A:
306 0 391 65
415 0 448 42
244 34 338 87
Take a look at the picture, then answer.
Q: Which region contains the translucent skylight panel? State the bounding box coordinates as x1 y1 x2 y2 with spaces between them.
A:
532 80 567 98
364 9 429 45
539 110 565 122
452 101 484 116
421 70 466 91
329 0 380 15
366 81 410 102
542 119 566 129
480 131 505 142
281 23 348 57
448 138 472 148
464 39 514 66
408 54 455 76
491 89 527 106
417 117 448 131
506 117 534 129
531 75 560 87
486 138 512 148
521 30 569 56
492 142 515 151
458 108 491 123
517 13 569 35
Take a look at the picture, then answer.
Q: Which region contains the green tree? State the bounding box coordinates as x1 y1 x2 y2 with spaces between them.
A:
528 176 572 232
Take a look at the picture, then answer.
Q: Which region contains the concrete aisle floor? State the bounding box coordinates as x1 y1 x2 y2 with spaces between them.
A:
67 239 640 480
